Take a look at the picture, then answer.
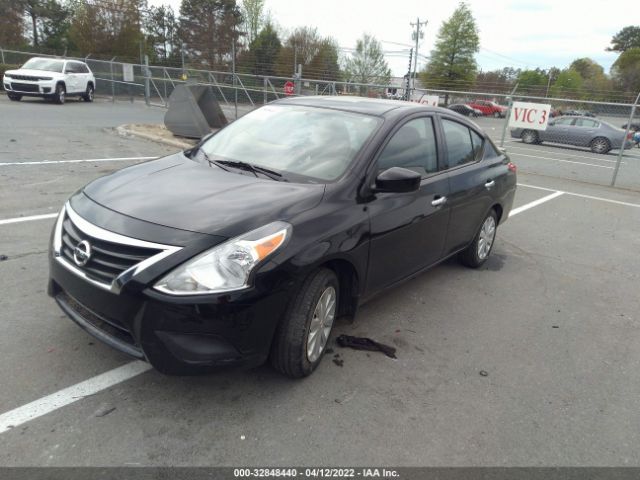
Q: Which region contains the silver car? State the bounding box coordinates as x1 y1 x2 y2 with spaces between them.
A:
511 116 633 154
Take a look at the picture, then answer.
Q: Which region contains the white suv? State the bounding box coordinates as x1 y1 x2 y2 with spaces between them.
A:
3 57 96 105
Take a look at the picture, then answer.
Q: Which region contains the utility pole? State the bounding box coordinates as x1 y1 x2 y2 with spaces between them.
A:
404 48 413 101
410 17 428 98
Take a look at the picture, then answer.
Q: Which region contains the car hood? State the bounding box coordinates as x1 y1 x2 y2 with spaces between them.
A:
5 68 61 77
82 153 326 238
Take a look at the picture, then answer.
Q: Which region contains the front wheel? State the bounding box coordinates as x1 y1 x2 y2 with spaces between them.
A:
8 93 22 101
590 137 611 154
270 268 339 378
494 111 501 118
54 84 65 104
83 84 94 102
459 210 498 268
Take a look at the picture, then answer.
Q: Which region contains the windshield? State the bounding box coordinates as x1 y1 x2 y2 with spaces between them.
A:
199 105 382 182
22 58 65 73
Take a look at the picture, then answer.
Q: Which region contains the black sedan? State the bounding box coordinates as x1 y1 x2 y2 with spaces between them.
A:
448 103 483 117
49 96 517 378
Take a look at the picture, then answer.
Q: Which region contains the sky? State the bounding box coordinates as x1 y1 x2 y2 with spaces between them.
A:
149 0 626 76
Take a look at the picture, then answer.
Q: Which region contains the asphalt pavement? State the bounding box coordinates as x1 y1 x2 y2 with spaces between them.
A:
1 95 640 467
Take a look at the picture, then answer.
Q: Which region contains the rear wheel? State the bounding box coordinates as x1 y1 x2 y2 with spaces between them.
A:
83 83 94 102
590 137 611 154
521 129 539 144
270 268 338 378
459 210 498 268
54 84 65 104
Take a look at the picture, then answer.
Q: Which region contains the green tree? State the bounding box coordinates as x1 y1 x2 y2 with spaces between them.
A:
611 47 640 93
39 0 73 52
607 26 640 53
238 21 281 76
517 69 547 94
307 38 340 81
344 33 391 92
0 0 26 48
550 69 583 98
179 0 242 68
420 2 479 93
570 58 612 99
145 5 179 63
69 0 147 59
275 26 322 77
241 0 265 46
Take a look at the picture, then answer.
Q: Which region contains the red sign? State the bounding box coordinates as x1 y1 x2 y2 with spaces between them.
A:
284 81 295 96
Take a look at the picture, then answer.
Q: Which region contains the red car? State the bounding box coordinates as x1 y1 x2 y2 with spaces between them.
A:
466 100 507 118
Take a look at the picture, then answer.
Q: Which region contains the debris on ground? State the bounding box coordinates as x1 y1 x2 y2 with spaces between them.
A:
479 370 489 377
94 405 116 417
336 334 397 359
324 348 334 355
332 358 344 367
0 255 8 261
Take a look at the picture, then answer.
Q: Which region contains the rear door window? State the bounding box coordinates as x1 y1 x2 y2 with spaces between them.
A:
441 119 480 168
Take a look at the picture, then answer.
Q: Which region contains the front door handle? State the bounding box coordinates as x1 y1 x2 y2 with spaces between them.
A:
431 196 447 207
485 180 495 188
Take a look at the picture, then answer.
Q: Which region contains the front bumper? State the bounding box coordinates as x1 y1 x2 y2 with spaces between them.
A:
48 254 291 374
47 199 294 375
4 77 56 95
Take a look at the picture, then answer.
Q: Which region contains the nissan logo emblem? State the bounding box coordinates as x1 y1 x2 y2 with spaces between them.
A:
73 240 92 267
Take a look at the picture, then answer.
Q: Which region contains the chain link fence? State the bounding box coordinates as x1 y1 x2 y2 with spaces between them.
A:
2 47 640 191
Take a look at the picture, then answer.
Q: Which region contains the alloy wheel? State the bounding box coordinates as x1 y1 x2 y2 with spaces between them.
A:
477 215 496 260
306 286 336 363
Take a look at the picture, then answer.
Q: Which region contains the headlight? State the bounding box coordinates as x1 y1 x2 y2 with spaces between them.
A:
154 221 291 295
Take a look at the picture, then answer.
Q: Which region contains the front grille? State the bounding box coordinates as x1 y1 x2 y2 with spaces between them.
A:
60 212 162 287
11 82 39 92
10 74 41 81
56 291 143 357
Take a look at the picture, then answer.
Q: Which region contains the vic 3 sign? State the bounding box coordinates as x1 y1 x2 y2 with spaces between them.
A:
508 102 552 131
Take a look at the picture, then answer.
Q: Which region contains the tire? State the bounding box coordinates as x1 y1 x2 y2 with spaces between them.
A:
493 111 501 118
590 137 611 154
7 93 22 101
53 83 65 104
459 209 498 268
83 83 94 102
270 268 339 378
521 129 538 144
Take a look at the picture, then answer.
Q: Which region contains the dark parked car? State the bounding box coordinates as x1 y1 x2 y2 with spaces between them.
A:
561 109 596 117
49 96 517 378
511 115 634 154
621 122 640 132
448 103 483 117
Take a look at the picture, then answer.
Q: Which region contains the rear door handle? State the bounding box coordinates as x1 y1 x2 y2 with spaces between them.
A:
431 196 447 207
485 180 495 188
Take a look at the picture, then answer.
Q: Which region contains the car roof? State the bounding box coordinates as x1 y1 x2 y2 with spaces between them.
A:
273 95 442 117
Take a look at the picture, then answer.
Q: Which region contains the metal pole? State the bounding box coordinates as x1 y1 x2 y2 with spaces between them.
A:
232 32 237 119
611 91 640 186
263 77 268 104
500 83 519 148
144 55 150 106
0 48 4 64
109 56 116 103
545 71 552 97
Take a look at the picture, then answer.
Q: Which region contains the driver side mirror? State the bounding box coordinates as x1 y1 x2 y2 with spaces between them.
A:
373 167 421 194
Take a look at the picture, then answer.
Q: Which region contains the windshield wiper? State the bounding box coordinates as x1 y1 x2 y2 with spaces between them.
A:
215 160 285 181
194 147 231 172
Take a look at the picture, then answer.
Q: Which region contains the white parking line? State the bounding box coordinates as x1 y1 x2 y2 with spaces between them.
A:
0 213 58 225
509 191 565 217
0 361 151 434
504 144 623 164
518 183 640 208
508 151 614 169
0 156 157 166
